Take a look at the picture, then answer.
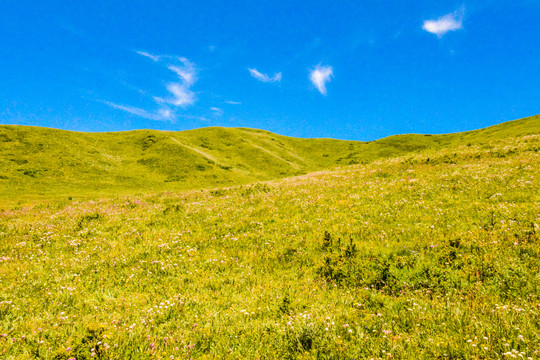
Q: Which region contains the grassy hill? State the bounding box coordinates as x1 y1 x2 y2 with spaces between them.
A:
1 114 538 202
0 120 538 358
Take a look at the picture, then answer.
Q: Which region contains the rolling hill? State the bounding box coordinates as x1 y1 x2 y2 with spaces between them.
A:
0 114 538 201
0 116 538 358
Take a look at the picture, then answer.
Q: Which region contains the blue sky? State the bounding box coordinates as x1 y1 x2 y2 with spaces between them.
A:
1 0 539 140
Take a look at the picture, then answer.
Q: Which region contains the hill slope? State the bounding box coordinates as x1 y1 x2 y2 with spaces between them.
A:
0 114 538 200
0 125 538 358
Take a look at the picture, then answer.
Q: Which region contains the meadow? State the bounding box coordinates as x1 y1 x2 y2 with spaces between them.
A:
0 117 539 359
1 115 537 201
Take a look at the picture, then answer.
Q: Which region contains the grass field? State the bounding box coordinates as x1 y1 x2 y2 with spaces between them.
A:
1 115 538 202
0 116 539 359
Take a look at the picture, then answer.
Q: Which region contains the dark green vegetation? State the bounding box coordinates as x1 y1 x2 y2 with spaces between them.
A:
0 115 539 359
1 115 538 202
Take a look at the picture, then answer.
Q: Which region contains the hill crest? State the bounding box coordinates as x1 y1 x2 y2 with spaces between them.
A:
0 114 538 201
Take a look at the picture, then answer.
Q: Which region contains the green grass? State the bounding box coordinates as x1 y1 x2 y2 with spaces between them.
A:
0 115 539 358
1 115 538 203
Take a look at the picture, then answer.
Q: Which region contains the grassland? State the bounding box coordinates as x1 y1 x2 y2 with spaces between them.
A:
1 115 538 202
0 116 539 359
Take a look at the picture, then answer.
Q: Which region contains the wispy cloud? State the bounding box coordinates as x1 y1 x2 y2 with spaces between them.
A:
104 52 199 122
154 82 195 107
210 107 224 116
225 100 241 105
167 59 196 85
248 68 282 83
309 65 333 95
154 58 197 108
136 50 160 62
422 7 465 37
103 101 174 121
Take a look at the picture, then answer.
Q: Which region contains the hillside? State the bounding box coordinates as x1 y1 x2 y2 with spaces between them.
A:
0 124 538 358
0 114 539 201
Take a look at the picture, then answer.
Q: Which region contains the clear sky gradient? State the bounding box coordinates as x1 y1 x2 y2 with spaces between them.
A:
1 0 539 140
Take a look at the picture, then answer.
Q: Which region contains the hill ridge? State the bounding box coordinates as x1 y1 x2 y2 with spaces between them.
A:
0 114 538 201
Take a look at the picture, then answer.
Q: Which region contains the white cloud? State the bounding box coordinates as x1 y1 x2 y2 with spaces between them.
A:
309 65 333 95
136 51 160 62
211 107 224 116
225 100 241 105
154 82 195 107
103 101 210 123
248 68 282 83
167 58 196 85
423 8 464 37
105 53 199 121
103 101 174 121
155 57 197 107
